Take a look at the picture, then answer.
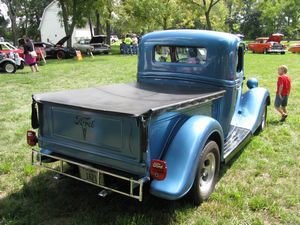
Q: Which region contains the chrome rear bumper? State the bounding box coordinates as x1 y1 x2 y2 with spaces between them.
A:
31 149 149 201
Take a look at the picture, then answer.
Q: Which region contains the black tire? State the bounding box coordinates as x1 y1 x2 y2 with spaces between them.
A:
3 61 16 73
104 51 109 55
191 141 220 205
18 61 24 70
56 51 66 60
255 104 267 134
280 52 285 55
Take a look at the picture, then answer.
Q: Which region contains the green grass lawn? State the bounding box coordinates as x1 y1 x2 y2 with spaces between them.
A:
0 51 299 225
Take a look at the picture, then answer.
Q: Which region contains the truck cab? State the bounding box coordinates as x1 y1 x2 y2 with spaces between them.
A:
28 30 270 205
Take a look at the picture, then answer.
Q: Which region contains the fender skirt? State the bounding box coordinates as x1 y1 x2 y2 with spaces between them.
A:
231 87 270 133
150 115 223 200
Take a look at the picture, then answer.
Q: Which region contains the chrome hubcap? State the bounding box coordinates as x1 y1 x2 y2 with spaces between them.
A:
199 152 216 193
5 63 14 73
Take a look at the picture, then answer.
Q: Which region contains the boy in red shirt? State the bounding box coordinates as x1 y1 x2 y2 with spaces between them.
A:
275 65 291 122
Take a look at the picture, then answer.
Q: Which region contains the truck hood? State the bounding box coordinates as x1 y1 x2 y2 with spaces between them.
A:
56 35 71 46
90 35 107 44
268 33 284 43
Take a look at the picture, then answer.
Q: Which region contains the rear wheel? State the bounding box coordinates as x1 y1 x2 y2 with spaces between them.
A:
191 141 220 205
3 61 16 73
56 51 66 60
280 52 285 55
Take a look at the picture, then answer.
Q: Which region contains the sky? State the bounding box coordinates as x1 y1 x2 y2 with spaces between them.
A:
0 3 8 19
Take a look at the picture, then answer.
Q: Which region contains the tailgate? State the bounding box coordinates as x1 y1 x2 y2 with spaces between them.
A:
35 102 147 176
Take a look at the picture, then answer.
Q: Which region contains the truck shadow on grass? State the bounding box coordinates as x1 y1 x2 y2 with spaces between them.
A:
0 146 249 225
0 170 196 225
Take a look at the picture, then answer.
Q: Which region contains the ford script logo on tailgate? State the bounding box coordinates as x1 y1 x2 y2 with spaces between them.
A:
74 116 95 140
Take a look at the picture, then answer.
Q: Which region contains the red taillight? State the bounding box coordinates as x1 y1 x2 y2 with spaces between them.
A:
27 130 37 146
150 160 167 180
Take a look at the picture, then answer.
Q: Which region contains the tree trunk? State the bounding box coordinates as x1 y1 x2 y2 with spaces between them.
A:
163 17 168 30
6 0 18 45
88 16 94 37
205 11 212 30
95 11 100 35
59 0 77 48
11 17 18 45
106 19 111 45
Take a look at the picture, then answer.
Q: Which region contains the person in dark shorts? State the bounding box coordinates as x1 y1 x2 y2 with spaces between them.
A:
274 65 291 122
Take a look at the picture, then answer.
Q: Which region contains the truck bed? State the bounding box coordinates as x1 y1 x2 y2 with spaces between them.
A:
33 82 225 117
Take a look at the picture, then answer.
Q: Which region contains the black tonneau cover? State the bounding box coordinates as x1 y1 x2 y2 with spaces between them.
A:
33 83 225 117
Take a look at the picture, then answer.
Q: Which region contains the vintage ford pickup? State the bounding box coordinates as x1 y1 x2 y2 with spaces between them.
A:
28 30 270 205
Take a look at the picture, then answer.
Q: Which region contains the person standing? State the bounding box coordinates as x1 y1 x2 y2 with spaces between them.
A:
124 34 132 55
131 34 138 55
24 38 39 72
274 65 291 122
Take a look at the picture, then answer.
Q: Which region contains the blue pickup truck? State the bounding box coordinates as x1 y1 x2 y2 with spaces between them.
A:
28 30 270 205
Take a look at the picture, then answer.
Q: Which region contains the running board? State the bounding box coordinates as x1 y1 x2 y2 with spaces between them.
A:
224 126 251 163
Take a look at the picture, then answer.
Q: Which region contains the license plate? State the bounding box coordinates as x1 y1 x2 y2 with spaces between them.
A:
79 167 104 185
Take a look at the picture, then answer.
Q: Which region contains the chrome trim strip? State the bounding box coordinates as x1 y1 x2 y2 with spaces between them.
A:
31 150 149 201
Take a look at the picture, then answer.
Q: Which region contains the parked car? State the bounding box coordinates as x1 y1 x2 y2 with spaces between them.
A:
34 36 76 60
247 33 286 54
89 35 111 54
0 41 25 69
28 30 270 205
73 39 94 55
288 44 300 53
110 35 119 43
0 53 17 73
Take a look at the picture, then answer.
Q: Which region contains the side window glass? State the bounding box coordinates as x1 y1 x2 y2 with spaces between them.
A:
154 46 171 62
154 46 207 64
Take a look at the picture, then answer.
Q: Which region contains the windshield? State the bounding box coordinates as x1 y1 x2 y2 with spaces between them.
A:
6 43 17 49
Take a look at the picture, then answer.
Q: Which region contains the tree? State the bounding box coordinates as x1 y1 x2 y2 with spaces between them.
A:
182 0 222 30
0 12 9 38
259 0 300 40
58 0 94 47
18 0 52 39
1 0 18 45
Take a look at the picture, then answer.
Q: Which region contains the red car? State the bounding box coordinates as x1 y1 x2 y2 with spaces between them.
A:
248 33 286 54
288 44 300 53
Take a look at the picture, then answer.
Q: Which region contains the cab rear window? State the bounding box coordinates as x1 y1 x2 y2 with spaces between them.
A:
154 46 207 64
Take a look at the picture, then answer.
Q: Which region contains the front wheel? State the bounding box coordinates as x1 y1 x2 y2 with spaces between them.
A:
3 61 17 73
191 141 220 205
255 104 267 134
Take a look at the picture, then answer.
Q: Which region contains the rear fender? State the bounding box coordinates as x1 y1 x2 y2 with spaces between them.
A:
231 87 270 133
150 115 223 200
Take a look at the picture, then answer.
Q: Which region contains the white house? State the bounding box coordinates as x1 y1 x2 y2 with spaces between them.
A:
38 1 91 46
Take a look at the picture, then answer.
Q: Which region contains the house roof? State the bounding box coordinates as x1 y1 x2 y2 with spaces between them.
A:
38 0 58 30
